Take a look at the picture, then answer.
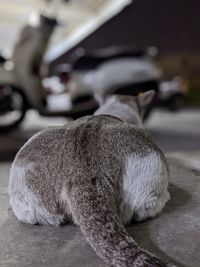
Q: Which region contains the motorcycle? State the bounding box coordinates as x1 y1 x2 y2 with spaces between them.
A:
0 14 100 133
0 13 186 133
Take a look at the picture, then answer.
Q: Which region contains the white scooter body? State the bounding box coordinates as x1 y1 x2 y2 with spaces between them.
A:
0 14 57 109
68 53 161 101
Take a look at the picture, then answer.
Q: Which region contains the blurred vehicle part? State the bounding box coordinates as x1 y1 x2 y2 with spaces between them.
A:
0 85 27 131
0 1 186 132
158 76 188 111
0 0 132 63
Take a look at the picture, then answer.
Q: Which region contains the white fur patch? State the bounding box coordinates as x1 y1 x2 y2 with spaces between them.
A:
121 153 170 224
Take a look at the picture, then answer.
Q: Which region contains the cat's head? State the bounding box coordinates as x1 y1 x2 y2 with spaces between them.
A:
99 90 155 120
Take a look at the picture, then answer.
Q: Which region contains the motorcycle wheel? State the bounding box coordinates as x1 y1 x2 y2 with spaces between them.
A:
0 85 27 133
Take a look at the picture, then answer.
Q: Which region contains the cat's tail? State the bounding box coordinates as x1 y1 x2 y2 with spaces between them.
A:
64 178 176 267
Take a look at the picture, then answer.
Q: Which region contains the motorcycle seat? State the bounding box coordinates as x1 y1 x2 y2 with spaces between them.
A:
71 47 146 70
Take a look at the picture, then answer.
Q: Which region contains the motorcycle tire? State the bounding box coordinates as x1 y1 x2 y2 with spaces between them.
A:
0 85 27 133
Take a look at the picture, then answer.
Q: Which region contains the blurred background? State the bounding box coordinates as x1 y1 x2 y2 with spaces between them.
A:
0 0 199 154
0 0 199 159
0 1 200 267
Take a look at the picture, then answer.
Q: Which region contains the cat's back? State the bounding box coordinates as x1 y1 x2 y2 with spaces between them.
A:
13 114 162 166
66 115 165 171
80 115 161 157
10 114 164 186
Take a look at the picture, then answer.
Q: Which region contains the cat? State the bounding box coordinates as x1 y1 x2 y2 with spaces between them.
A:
9 90 175 267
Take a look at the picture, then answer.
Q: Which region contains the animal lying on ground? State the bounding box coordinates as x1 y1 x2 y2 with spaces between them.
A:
9 90 176 267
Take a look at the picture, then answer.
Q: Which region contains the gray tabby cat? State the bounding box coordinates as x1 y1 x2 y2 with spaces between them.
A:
9 91 176 267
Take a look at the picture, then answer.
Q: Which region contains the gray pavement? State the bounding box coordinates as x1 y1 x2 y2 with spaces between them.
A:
0 109 200 267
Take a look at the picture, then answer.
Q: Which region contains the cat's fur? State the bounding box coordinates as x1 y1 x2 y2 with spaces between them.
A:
9 91 175 267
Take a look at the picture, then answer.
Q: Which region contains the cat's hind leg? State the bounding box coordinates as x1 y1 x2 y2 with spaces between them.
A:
10 190 40 225
10 191 68 226
9 177 68 226
122 153 170 223
9 164 69 226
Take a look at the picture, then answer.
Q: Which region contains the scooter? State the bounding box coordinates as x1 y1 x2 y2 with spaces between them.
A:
0 14 99 132
0 13 186 133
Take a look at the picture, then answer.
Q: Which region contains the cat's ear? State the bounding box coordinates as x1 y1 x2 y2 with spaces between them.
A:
138 90 155 107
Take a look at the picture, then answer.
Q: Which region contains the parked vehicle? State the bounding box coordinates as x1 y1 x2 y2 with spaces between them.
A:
0 13 186 133
0 14 99 132
59 47 186 118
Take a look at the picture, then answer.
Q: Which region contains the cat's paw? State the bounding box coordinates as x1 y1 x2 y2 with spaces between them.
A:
134 190 170 222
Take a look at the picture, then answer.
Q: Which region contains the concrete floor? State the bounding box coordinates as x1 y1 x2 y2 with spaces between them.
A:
0 109 200 267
